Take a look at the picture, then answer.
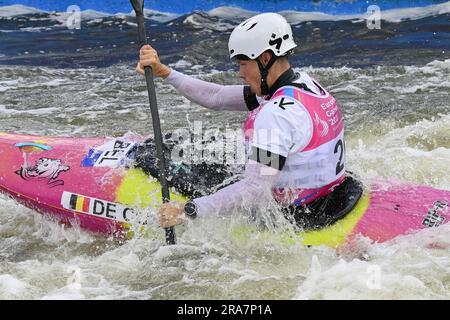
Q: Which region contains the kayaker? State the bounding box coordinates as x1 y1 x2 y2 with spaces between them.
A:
136 13 351 230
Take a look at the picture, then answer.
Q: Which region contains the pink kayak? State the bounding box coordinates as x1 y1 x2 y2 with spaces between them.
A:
0 132 448 246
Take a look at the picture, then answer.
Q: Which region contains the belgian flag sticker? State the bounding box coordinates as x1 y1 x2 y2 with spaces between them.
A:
69 193 91 212
61 191 135 223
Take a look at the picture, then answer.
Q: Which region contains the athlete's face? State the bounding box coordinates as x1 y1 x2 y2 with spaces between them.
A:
238 59 262 96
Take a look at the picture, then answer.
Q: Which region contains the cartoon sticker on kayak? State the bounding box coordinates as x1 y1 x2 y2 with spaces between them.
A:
15 157 70 188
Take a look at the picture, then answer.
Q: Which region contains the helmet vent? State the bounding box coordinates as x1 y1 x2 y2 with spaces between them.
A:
246 22 258 31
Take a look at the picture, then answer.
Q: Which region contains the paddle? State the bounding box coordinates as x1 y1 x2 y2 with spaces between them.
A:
130 0 176 245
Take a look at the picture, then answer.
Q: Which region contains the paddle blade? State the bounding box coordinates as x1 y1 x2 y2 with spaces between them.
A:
130 0 144 15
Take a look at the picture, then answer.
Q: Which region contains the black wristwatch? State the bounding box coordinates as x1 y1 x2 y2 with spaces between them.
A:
184 201 197 219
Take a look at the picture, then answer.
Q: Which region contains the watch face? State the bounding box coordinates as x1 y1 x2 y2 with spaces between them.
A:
184 202 197 217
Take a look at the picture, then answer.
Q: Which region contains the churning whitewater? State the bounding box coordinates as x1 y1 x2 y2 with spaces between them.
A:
0 1 449 299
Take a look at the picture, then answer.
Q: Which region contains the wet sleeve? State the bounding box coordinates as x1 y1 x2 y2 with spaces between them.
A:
192 159 280 217
164 69 248 111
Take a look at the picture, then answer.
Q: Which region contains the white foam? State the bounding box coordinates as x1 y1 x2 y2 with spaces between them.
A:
18 27 50 32
0 79 20 92
280 10 357 23
143 9 180 23
0 106 60 116
0 5 116 29
183 13 235 31
49 9 110 26
292 254 438 299
0 78 71 94
347 113 450 189
329 84 365 95
114 9 180 23
169 59 193 69
208 6 256 20
0 274 28 296
209 2 450 24
42 289 86 300
0 4 43 17
81 9 110 20
378 1 450 23
289 2 450 23
1 2 448 24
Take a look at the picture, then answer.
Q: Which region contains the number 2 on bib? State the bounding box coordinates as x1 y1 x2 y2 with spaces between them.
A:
334 139 345 175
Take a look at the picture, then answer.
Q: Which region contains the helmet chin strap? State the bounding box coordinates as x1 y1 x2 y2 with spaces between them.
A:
256 54 278 96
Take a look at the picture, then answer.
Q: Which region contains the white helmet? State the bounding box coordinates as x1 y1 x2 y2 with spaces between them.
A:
228 12 297 60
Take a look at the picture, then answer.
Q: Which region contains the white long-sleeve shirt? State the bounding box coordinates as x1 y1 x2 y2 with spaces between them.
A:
164 69 280 217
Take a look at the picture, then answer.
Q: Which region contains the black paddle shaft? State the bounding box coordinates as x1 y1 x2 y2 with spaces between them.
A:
130 0 175 245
